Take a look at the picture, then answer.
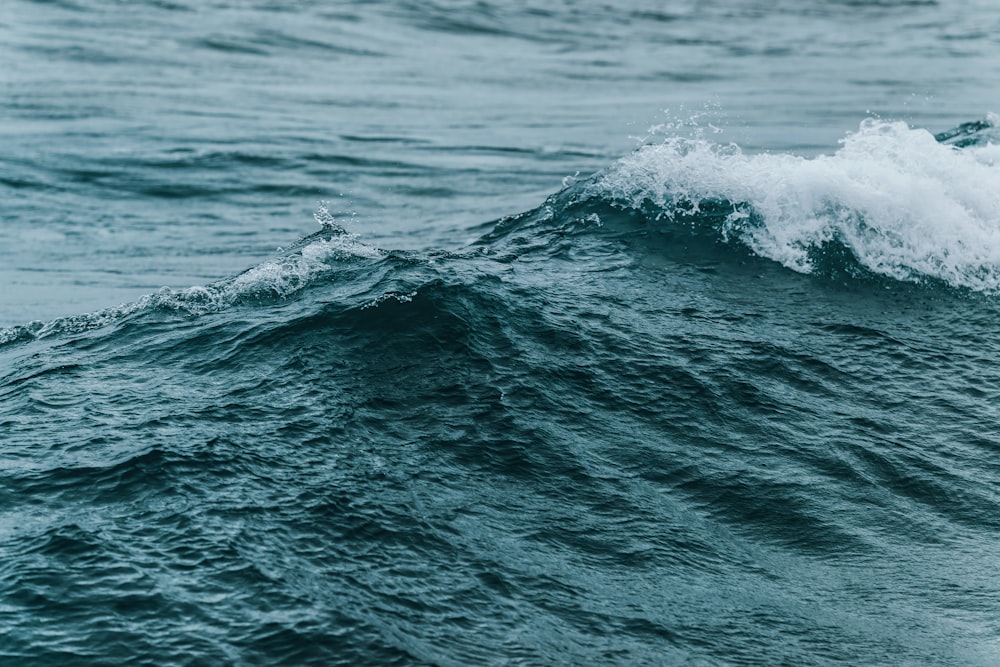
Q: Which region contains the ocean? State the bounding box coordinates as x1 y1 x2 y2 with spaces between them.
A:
2 1 1000 664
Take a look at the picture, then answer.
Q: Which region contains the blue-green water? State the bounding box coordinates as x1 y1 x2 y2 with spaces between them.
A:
3 2 1000 665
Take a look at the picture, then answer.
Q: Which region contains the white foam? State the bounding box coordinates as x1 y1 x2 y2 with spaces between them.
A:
224 234 383 302
596 118 1000 291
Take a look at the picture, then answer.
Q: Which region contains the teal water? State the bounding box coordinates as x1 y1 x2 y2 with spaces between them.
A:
3 1 1000 665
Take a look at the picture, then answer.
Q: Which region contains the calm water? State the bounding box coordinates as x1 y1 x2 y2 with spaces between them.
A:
2 1 1000 664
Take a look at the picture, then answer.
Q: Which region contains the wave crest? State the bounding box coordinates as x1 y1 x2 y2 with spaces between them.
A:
5 117 998 349
0 225 384 348
594 117 1000 291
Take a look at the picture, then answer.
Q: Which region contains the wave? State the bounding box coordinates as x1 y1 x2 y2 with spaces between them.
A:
3 117 998 349
3 117 1000 666
589 115 1000 291
0 211 386 347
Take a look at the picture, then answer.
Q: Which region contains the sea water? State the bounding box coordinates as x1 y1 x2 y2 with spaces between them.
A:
2 1 1000 664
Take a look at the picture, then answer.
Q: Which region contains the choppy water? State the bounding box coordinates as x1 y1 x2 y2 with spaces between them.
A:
3 1 1000 665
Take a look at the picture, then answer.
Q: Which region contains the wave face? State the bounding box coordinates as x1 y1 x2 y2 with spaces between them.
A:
3 120 1000 665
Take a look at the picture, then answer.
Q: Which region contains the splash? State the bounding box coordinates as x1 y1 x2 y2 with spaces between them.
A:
596 117 1000 291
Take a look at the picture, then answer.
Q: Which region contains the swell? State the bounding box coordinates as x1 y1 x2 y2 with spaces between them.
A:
3 180 1000 663
5 204 996 543
4 116 997 352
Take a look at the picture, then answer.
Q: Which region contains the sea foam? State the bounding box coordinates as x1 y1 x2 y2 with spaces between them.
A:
596 117 1000 291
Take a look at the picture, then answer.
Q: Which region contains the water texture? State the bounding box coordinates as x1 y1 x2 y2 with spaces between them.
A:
2 1 1000 665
